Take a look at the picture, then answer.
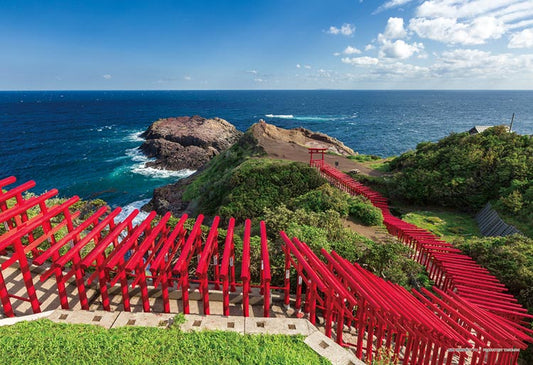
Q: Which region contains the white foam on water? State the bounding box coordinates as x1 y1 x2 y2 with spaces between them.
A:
95 125 115 132
265 114 294 119
125 147 153 163
125 130 145 142
131 165 196 179
114 199 151 228
123 147 196 179
265 114 342 122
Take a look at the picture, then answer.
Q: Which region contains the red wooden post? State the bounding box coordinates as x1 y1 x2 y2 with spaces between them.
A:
241 219 251 317
0 270 14 317
260 221 271 317
220 217 235 316
295 264 303 315
197 216 220 315
283 245 291 308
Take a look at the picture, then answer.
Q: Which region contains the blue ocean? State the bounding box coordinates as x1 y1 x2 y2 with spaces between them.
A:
1 90 532 212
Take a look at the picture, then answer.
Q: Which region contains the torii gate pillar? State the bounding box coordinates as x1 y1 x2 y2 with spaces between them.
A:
308 148 327 168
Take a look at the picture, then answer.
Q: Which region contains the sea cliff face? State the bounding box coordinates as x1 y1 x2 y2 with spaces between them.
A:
140 115 243 171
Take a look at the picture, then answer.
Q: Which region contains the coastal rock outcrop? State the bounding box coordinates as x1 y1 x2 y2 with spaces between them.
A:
140 115 243 171
250 119 356 156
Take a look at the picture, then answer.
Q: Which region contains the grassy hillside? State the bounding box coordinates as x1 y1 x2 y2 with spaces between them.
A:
175 128 429 291
388 126 532 234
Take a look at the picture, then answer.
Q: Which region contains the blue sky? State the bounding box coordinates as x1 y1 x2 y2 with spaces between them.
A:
1 0 533 90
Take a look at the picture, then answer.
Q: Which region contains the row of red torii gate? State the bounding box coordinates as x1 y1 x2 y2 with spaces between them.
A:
0 150 531 365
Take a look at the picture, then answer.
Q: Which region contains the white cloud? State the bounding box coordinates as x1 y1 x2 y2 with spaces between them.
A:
296 64 301 68
327 23 355 36
409 1 532 45
409 16 505 45
103 74 112 79
365 44 375 51
384 17 407 39
254 78 265 83
416 0 529 19
342 56 380 65
432 48 533 78
380 39 423 59
184 75 192 81
509 28 533 48
343 46 362 55
246 70 258 74
304 65 312 69
375 0 416 14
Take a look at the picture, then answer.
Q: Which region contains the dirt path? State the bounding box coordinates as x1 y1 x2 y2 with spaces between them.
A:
342 218 396 243
261 139 385 176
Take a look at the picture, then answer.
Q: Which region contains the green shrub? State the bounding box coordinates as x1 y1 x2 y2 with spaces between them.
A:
359 241 430 290
217 159 325 221
388 127 532 229
291 184 350 216
348 197 383 226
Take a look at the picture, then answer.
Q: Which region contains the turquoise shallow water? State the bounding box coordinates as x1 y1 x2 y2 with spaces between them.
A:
1 90 532 209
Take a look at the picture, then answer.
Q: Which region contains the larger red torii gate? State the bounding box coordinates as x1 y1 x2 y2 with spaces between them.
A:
1 174 532 364
0 177 272 318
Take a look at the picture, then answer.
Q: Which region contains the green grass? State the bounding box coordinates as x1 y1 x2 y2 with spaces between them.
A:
368 160 391 173
347 154 381 162
402 209 481 241
0 319 329 365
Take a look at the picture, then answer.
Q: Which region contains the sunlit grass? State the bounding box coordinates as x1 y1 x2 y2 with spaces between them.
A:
0 319 329 365
402 209 480 242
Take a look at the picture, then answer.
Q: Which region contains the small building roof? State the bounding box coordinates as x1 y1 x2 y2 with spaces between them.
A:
468 125 510 135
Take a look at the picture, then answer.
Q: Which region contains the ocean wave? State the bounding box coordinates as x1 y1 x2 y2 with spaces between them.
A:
94 125 115 132
125 130 145 143
265 114 340 122
265 114 294 119
114 199 151 227
125 147 153 163
124 147 195 179
131 165 196 179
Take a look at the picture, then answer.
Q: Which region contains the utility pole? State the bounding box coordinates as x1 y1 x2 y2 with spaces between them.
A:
509 113 515 132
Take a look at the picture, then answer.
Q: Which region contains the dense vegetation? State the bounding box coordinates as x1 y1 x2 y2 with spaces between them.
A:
383 127 532 362
388 126 532 235
0 319 327 365
178 129 428 291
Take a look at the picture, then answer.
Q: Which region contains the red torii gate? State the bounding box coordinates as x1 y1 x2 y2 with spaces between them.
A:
0 177 272 318
308 147 327 168
1 174 533 364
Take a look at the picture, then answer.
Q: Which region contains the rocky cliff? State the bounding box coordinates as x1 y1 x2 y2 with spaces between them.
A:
140 115 243 171
250 119 355 156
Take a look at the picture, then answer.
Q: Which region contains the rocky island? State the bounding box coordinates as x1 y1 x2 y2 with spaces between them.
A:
140 115 242 171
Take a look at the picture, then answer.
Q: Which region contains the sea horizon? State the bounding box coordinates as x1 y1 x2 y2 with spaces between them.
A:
2 88 533 91
2 89 532 211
